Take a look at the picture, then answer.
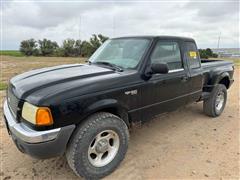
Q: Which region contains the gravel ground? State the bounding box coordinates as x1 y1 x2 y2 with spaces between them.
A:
0 56 239 179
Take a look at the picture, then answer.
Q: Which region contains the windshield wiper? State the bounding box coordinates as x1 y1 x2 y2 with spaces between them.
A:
95 61 123 72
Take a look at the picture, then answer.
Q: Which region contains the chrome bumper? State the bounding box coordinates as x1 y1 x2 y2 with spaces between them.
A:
3 100 61 143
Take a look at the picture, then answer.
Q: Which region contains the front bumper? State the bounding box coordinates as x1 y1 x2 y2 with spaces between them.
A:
3 100 75 159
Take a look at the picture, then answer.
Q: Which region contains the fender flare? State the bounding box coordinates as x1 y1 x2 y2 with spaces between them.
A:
83 99 130 127
211 71 230 86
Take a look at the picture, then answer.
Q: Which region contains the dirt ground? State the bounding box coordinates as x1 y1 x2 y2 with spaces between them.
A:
0 56 239 180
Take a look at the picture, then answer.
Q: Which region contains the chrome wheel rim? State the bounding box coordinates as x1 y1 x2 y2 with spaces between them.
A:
215 91 225 111
88 130 120 167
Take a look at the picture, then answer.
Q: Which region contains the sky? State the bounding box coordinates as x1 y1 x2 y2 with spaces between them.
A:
1 0 239 50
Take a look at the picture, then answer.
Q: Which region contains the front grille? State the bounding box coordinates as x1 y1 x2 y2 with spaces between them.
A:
7 88 19 118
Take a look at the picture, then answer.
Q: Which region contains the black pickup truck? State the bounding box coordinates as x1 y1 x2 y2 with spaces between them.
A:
3 36 234 179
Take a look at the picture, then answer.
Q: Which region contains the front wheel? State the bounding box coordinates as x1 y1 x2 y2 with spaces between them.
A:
203 84 227 117
66 112 129 179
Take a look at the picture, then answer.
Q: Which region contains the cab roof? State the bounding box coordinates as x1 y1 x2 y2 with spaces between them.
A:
112 35 195 42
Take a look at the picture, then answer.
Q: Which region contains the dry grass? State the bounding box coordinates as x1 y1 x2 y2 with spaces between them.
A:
1 56 87 89
209 57 240 66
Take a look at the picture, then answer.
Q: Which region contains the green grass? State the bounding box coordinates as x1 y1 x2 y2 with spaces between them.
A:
0 50 24 57
0 82 8 91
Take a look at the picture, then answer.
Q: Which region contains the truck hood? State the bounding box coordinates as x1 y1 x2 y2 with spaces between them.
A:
10 64 115 101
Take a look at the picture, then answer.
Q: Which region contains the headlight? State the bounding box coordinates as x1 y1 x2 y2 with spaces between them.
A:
22 102 53 126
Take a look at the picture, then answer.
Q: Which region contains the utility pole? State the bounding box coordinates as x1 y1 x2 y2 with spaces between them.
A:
78 15 82 57
217 32 221 57
113 15 116 38
78 15 82 41
217 32 221 49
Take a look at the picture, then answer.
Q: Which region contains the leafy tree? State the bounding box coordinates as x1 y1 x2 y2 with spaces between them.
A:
19 34 110 57
199 48 218 59
199 49 208 59
62 39 76 56
89 34 102 54
54 47 65 57
205 48 213 57
74 39 82 56
20 39 38 56
98 34 109 44
61 39 83 57
81 41 93 57
38 39 58 56
212 53 218 58
89 34 109 53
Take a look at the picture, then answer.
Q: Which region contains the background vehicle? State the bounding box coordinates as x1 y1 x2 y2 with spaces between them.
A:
3 36 234 179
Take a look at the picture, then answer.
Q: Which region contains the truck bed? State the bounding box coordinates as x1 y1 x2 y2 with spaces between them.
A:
201 59 233 70
201 59 234 90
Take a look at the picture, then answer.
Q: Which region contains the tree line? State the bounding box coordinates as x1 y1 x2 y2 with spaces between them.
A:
199 48 218 59
20 34 109 57
20 35 217 59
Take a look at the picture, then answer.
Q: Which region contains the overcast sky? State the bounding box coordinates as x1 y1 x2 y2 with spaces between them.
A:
1 0 239 50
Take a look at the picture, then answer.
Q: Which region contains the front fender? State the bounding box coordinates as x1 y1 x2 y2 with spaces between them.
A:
86 99 119 113
55 97 130 129
82 99 130 126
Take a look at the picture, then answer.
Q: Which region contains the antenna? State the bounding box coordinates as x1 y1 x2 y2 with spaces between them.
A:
217 32 221 57
79 15 82 40
113 15 115 38
78 15 82 58
217 32 221 49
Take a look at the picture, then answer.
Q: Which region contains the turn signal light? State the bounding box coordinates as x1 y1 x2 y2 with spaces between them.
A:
36 108 53 126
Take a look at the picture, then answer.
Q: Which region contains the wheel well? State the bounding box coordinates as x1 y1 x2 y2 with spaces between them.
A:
219 77 230 89
97 107 130 128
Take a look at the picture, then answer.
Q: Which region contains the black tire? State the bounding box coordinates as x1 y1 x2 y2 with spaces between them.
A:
66 112 129 179
203 84 227 117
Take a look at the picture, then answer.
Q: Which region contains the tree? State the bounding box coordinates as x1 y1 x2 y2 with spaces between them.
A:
38 39 58 56
61 39 83 57
205 48 213 57
81 41 93 57
54 47 65 57
74 39 82 56
88 34 109 56
20 39 38 56
212 53 218 58
89 34 101 54
19 35 110 57
62 39 76 56
199 49 208 59
199 48 218 59
98 34 109 44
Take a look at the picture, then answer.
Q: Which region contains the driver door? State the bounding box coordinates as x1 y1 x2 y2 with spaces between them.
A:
140 40 191 121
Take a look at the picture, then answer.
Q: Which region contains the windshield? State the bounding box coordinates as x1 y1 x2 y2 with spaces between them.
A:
89 38 150 69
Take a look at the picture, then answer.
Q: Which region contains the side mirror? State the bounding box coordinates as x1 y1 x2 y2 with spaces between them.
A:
151 63 169 74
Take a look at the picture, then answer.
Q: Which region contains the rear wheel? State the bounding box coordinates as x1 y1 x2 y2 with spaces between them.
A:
66 112 129 179
203 84 227 117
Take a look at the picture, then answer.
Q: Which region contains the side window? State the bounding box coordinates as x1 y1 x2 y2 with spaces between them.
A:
185 41 201 68
150 41 182 70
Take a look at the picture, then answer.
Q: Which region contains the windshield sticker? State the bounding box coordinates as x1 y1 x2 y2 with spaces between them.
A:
189 51 197 59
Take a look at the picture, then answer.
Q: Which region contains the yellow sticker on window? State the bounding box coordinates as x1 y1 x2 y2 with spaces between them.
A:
189 51 197 59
